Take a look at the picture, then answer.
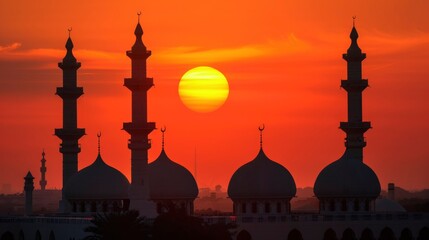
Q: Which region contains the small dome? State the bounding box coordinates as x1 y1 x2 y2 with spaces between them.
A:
314 152 381 198
375 198 406 212
148 150 198 200
228 149 296 199
64 154 130 200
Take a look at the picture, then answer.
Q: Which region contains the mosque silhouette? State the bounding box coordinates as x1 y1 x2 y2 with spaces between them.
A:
0 15 428 240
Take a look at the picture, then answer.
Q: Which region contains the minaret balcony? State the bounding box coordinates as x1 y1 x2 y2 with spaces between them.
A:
123 122 156 135
58 143 81 154
340 122 371 133
56 87 84 99
55 128 86 140
58 62 81 70
342 53 366 62
124 78 154 91
126 50 151 59
340 80 368 92
127 138 152 150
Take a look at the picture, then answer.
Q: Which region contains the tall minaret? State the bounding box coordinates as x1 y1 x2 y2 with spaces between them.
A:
39 150 47 191
339 19 371 161
123 13 156 214
24 171 34 216
55 30 85 189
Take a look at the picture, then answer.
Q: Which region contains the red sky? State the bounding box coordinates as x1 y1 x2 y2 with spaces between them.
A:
1 0 429 193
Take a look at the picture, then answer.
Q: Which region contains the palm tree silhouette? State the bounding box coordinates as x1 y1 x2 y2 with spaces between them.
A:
84 210 151 240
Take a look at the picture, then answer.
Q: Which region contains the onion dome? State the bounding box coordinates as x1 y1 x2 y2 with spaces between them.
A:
148 128 198 200
228 126 296 199
63 154 130 200
228 149 296 199
314 151 381 198
375 198 406 212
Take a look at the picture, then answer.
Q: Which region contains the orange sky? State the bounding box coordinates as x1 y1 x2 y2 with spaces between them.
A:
1 0 429 193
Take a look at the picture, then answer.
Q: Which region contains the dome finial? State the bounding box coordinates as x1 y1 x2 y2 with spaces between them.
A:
258 124 265 149
42 149 45 158
352 16 356 27
97 132 102 154
161 126 166 150
137 11 142 23
68 27 72 38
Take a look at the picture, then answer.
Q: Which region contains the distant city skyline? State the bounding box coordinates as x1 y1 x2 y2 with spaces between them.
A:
1 0 429 192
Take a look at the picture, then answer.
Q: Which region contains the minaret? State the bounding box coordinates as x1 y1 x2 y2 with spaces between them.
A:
314 20 380 213
24 171 34 216
55 29 85 190
123 13 156 214
339 18 371 161
39 150 47 190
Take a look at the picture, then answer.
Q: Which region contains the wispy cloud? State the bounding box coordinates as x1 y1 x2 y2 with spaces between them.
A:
154 34 310 64
365 31 429 54
2 31 429 70
0 45 127 70
0 42 22 52
0 35 310 69
315 30 429 56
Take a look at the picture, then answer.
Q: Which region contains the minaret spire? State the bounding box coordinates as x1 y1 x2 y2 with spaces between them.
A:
340 19 370 161
55 30 85 195
161 126 166 150
132 12 146 52
123 13 156 214
97 132 101 155
24 172 34 216
258 124 265 149
39 150 47 191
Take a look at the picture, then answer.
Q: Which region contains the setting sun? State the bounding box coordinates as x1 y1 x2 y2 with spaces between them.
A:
178 66 229 113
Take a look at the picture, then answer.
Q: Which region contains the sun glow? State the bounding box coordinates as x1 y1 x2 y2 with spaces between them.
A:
178 66 229 113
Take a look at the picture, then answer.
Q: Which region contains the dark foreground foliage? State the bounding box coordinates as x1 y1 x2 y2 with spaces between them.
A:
84 210 150 240
152 211 235 240
84 210 235 240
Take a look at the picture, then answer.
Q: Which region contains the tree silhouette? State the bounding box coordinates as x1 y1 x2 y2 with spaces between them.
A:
84 209 234 240
84 210 150 240
152 210 235 240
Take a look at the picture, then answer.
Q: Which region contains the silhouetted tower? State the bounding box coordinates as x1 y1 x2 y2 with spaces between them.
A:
55 30 85 189
314 21 380 212
24 171 34 215
340 19 371 161
39 150 47 190
123 14 156 212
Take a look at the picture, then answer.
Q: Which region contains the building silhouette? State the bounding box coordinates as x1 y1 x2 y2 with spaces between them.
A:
123 13 157 216
0 16 428 240
314 22 380 213
54 29 86 211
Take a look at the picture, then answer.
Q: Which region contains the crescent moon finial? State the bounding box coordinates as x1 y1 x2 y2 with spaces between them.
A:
258 124 265 149
137 11 142 22
161 126 166 150
97 132 102 154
